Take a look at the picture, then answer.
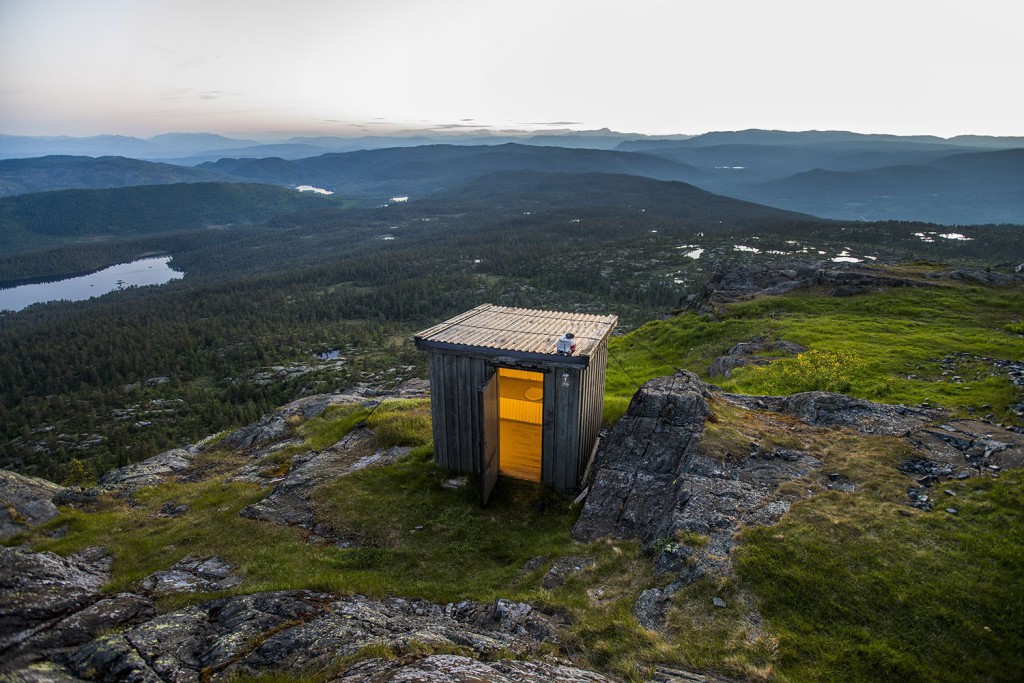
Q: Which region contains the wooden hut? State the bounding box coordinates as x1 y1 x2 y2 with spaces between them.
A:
414 304 617 504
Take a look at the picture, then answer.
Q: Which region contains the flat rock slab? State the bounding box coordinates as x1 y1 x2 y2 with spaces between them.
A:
908 420 1024 472
340 654 616 682
542 556 596 590
220 380 430 453
59 592 563 682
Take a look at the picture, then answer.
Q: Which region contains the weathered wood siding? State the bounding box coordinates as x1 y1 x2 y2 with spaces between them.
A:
541 366 580 493
576 340 608 484
427 351 490 474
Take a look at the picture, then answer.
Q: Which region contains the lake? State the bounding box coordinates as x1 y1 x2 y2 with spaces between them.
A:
0 256 184 312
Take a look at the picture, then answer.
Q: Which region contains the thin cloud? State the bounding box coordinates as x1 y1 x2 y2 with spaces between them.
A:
430 122 489 129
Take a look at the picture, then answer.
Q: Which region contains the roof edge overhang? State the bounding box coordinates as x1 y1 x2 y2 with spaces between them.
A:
414 337 591 368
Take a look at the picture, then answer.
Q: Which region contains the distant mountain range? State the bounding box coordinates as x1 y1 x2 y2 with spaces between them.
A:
0 129 1020 225
198 143 704 197
0 129 689 162
615 130 1024 224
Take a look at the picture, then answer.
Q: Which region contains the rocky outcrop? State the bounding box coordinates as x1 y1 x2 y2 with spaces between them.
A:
1 541 597 682
220 380 430 452
574 371 824 627
0 546 154 673
89 447 196 495
573 372 713 545
949 268 1024 286
707 339 807 378
237 426 411 541
724 391 941 435
571 372 955 627
0 470 64 540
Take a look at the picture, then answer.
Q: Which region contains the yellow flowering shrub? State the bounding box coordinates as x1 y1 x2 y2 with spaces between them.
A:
745 348 861 395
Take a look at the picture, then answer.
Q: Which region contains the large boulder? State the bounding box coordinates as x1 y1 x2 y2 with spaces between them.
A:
573 372 713 545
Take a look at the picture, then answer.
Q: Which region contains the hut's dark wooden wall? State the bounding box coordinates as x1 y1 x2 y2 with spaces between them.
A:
423 339 610 494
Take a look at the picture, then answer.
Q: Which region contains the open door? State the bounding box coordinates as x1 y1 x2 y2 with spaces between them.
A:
496 367 543 481
479 370 500 506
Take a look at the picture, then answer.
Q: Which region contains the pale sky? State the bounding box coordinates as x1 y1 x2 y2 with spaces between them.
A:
0 0 1021 139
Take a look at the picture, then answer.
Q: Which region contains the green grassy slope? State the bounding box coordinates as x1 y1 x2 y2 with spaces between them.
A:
603 267 1024 425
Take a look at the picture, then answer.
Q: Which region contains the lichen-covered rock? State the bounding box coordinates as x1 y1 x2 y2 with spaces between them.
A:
1 660 83 682
338 654 616 682
0 546 153 673
0 547 111 649
0 470 64 540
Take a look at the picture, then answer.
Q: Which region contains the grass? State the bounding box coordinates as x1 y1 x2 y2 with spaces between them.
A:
736 471 1024 682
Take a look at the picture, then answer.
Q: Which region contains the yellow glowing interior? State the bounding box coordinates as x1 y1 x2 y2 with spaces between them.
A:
497 367 543 481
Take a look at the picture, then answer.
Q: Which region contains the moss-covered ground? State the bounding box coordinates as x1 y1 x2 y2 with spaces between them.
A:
14 270 1024 681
